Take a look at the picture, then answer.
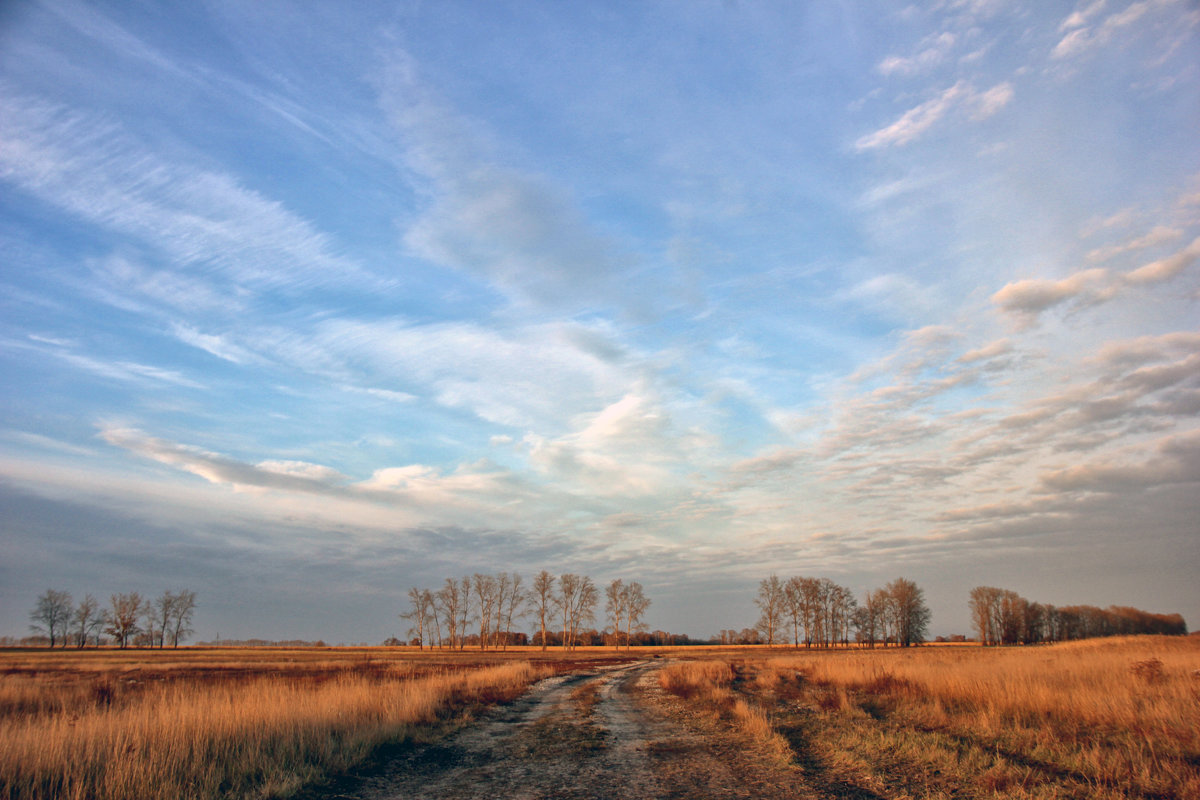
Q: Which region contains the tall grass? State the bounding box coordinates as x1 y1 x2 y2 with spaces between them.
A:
0 658 544 800
661 636 1200 798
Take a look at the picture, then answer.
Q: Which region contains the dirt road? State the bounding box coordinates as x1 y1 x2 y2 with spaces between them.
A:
315 659 818 800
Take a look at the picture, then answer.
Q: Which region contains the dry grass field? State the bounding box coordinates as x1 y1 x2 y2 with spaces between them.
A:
659 636 1200 799
0 646 582 800
3 638 1197 799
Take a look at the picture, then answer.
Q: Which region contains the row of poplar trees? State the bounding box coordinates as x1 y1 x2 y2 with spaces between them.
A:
400 571 650 650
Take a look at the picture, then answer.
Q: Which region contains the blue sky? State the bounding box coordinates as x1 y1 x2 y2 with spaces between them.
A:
1 0 1197 642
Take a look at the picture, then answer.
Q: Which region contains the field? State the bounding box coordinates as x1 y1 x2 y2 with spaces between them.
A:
1 637 1198 799
659 636 1200 799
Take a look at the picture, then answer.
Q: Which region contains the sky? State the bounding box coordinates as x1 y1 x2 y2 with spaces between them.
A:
1 0 1197 643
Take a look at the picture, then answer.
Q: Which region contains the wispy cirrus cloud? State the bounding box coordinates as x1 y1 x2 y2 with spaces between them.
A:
0 90 371 297
855 80 1013 150
1052 0 1157 59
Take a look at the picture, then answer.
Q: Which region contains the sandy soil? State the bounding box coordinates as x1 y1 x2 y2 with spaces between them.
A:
314 659 825 800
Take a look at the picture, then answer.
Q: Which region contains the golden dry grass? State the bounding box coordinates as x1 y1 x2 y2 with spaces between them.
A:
0 647 551 800
660 636 1200 799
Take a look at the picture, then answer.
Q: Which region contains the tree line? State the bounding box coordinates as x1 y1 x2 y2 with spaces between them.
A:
29 589 196 649
752 575 931 648
969 586 1188 645
399 571 650 651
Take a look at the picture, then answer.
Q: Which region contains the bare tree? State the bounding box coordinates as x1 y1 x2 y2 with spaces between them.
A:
557 573 581 650
473 573 498 650
605 579 627 649
854 589 885 648
72 594 104 649
105 592 143 649
169 590 196 648
885 577 930 647
755 575 785 646
529 571 555 651
457 576 471 650
969 586 1000 645
572 576 597 650
30 589 73 648
401 586 433 648
499 572 525 651
493 573 512 648
150 591 176 649
625 582 650 648
436 578 463 650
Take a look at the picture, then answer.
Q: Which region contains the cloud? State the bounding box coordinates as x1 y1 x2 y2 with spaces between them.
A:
967 82 1014 120
1039 430 1200 493
1125 235 1200 284
877 32 957 76
170 324 260 365
263 317 635 430
991 268 1111 323
855 81 1013 150
1052 0 1155 59
98 426 541 524
959 338 1013 363
524 391 693 497
993 234 1200 325
380 53 633 311
0 91 369 296
1086 225 1183 263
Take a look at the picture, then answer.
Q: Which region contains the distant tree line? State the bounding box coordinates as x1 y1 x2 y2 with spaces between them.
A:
752 575 932 648
29 589 196 649
969 586 1188 645
399 571 651 650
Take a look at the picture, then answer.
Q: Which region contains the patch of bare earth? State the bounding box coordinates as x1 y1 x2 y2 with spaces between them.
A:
309 659 829 800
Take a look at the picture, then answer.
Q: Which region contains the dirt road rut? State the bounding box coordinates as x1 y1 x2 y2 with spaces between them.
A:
320 660 810 800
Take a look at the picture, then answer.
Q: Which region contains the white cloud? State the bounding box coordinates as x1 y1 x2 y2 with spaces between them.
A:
1125 235 1200 284
1087 225 1183 263
1052 0 1155 59
856 82 969 150
991 268 1111 323
968 82 1014 120
877 32 957 76
855 81 1012 150
0 91 369 295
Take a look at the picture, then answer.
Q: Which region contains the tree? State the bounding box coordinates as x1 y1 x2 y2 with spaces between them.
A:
72 594 104 649
885 578 930 647
969 586 1001 645
529 571 555 651
457 576 472 650
151 591 176 649
557 574 596 650
499 572 525 651
624 582 651 648
30 589 73 647
557 573 581 650
605 579 627 649
436 578 463 650
105 592 143 648
401 587 433 648
755 575 785 646
169 590 196 648
572 577 598 650
473 574 498 650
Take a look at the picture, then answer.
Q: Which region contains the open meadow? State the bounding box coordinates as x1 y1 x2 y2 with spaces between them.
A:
2 636 1198 799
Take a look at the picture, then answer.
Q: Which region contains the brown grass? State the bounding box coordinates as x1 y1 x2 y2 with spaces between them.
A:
660 636 1200 799
0 647 553 800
